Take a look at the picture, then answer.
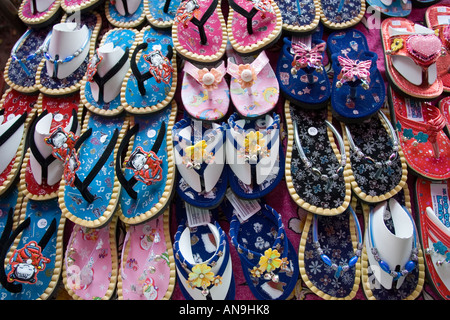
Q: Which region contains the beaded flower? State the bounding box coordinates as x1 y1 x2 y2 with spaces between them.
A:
198 67 223 91
237 64 257 89
390 38 404 52
187 263 223 290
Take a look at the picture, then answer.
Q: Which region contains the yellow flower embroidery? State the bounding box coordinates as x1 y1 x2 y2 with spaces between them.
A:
250 266 263 278
187 264 215 289
185 140 207 163
258 248 282 273
244 131 265 155
390 38 403 52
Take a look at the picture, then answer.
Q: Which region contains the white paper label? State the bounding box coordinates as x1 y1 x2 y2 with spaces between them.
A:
186 203 210 227
226 188 261 222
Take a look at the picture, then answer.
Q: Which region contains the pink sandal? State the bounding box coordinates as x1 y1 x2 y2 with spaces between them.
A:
439 96 450 134
181 61 229 121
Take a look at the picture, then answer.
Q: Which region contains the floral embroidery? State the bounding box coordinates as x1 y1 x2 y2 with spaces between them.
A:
251 248 289 281
187 263 221 289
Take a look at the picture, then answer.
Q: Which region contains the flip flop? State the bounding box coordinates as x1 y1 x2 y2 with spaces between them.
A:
173 199 235 300
172 0 227 64
4 25 53 94
276 26 331 109
181 60 229 121
318 0 365 30
61 0 103 12
327 28 385 123
361 187 425 300
173 115 228 209
298 196 362 300
58 111 129 228
425 3 450 93
381 17 444 100
439 96 450 134
0 186 22 238
35 11 102 96
63 212 119 300
144 0 180 28
118 207 175 300
121 26 177 115
365 0 412 18
0 196 65 300
415 177 450 300
341 110 408 203
20 93 83 201
105 0 146 28
227 0 282 55
226 112 284 200
284 102 351 216
227 48 279 118
117 101 177 225
18 0 62 28
274 0 320 34
388 87 450 181
229 200 299 300
81 28 139 117
0 89 38 197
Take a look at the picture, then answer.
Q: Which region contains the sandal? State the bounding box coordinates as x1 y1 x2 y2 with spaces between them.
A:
61 0 103 12
415 177 450 300
388 87 450 181
227 0 282 55
117 101 177 225
0 89 38 196
381 17 444 100
105 0 146 28
181 60 229 121
18 0 62 28
284 101 351 216
81 28 138 117
361 189 425 300
342 110 407 203
173 115 228 209
121 26 177 115
299 197 362 300
35 11 102 96
274 0 320 34
172 0 227 63
63 212 119 300
145 0 180 28
328 28 385 123
21 92 83 200
0 196 65 300
439 95 450 134
366 0 411 18
318 0 365 29
59 111 129 228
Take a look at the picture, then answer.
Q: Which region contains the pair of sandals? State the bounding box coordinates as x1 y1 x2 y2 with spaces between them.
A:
172 0 282 64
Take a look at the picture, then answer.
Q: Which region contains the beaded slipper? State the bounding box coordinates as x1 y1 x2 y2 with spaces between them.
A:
118 207 175 300
173 200 235 300
35 11 102 96
425 3 450 93
388 87 450 181
229 201 299 300
365 0 411 18
318 0 365 29
0 89 38 197
81 28 138 117
274 0 320 34
227 48 279 118
227 0 282 56
328 28 385 123
226 112 284 200
299 197 362 300
0 196 65 300
59 111 129 228
61 0 103 13
145 0 180 28
172 0 227 64
117 101 177 225
173 115 228 209
63 212 119 300
381 17 444 100
121 26 177 115
181 60 229 121
361 188 425 300
4 25 53 94
105 0 146 28
341 110 408 203
276 26 331 110
284 102 351 216
18 0 62 28
20 93 83 201
415 178 450 300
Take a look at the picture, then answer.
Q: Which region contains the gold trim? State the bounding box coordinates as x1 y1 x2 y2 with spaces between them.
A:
81 28 139 117
61 0 102 13
281 0 320 34
122 26 178 115
119 100 177 225
284 100 352 216
144 0 174 29
105 0 146 28
318 0 366 30
18 0 61 26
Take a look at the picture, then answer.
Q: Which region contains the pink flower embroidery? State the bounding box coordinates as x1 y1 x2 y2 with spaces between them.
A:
237 64 256 89
198 68 223 91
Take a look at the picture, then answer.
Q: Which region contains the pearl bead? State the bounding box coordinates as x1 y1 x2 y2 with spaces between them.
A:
202 72 215 85
241 69 253 82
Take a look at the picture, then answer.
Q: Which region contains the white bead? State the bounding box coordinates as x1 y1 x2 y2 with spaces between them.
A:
241 69 254 82
202 72 215 86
